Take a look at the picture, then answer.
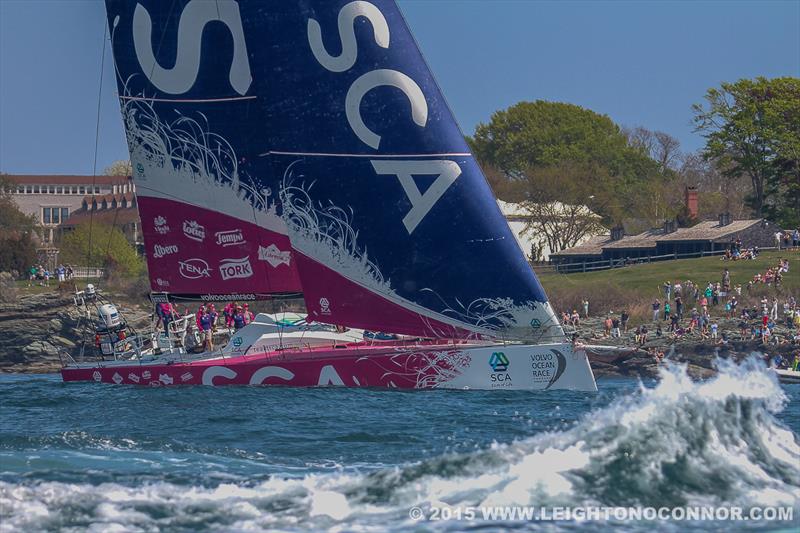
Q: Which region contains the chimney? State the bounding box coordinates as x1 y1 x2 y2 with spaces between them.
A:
718 212 732 226
663 219 677 234
611 226 625 241
685 186 698 220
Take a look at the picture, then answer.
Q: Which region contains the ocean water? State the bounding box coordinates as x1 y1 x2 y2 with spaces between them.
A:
0 359 798 532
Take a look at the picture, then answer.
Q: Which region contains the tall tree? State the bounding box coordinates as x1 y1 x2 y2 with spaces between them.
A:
104 160 132 176
0 174 39 274
692 77 800 223
60 223 143 277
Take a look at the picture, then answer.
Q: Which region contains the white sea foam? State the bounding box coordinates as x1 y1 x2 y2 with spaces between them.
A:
1 359 798 531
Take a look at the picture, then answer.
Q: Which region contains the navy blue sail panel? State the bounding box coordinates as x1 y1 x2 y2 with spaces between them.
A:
103 0 301 297
256 0 562 338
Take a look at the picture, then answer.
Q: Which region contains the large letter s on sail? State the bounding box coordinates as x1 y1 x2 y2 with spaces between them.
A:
307 1 390 73
132 0 252 95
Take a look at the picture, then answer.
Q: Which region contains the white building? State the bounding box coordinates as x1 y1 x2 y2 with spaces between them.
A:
497 200 606 261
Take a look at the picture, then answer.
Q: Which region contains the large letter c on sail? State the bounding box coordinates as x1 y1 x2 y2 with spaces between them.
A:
132 0 252 95
345 69 428 149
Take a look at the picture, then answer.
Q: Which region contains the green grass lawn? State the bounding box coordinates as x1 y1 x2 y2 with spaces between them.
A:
539 250 799 301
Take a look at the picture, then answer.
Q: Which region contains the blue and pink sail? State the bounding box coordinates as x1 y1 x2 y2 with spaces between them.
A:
104 0 564 340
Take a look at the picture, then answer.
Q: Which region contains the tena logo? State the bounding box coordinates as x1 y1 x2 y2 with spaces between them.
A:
92 370 102 382
219 256 253 280
153 244 179 258
179 258 213 279
258 244 291 268
182 220 206 242
154 216 170 235
489 351 510 372
319 297 331 315
215 229 244 247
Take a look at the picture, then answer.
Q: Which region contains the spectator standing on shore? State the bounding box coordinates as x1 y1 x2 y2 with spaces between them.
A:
603 315 612 337
793 229 799 248
652 299 661 322
664 301 671 321
771 298 779 320
663 281 672 300
621 311 630 333
582 299 589 318
56 264 66 283
711 320 718 341
611 316 621 338
722 268 730 292
775 231 783 250
675 296 683 319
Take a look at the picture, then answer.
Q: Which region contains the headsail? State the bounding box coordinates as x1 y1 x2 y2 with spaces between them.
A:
104 0 301 299
263 1 563 339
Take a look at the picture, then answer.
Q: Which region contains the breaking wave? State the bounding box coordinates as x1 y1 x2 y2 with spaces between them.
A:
1 359 798 531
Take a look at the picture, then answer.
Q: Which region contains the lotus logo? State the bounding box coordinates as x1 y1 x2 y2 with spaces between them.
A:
258 244 291 268
489 351 509 372
182 220 206 242
179 258 213 279
153 244 179 258
219 256 253 280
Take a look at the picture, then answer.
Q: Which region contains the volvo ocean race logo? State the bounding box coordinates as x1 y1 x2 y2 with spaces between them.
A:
182 220 206 242
179 258 213 279
258 244 291 268
215 229 244 247
153 244 179 258
219 256 253 280
533 349 567 390
153 216 169 235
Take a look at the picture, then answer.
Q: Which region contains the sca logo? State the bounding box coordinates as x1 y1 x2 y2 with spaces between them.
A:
489 351 509 372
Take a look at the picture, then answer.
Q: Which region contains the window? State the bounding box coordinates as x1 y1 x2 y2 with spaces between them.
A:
42 207 51 224
61 208 69 222
48 186 55 194
71 186 77 194
94 187 100 194
33 185 40 193
52 208 60 224
79 186 85 194
56 186 63 194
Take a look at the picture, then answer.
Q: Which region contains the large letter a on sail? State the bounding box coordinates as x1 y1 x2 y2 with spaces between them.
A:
371 160 461 234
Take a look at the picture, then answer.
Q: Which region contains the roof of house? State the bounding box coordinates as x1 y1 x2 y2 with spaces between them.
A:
656 219 763 242
549 234 611 256
602 228 663 249
5 174 130 186
82 191 137 206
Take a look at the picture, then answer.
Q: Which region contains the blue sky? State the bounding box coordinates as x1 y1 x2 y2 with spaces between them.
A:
1 0 798 175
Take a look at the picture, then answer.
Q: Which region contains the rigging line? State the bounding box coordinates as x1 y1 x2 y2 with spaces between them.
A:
87 19 108 271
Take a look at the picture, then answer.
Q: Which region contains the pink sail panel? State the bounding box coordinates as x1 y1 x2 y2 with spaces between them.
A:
139 196 301 296
295 251 476 339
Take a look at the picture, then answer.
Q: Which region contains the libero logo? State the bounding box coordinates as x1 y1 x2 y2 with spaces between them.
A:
219 256 253 280
153 244 179 258
179 258 213 279
215 229 244 247
182 220 206 242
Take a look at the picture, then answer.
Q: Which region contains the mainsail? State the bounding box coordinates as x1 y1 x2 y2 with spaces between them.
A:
104 0 301 299
105 0 563 339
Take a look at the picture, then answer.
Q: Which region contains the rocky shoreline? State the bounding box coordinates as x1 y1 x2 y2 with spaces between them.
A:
1 292 795 380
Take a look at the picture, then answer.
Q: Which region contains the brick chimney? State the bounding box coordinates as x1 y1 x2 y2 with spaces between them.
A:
685 186 698 220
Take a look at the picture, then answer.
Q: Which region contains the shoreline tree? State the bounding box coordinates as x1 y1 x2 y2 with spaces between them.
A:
692 76 800 226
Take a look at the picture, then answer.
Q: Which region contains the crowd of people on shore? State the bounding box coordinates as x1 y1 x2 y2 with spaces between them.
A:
26 264 73 287
570 256 799 354
154 301 255 352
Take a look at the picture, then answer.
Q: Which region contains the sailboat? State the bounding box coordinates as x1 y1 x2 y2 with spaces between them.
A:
61 0 596 391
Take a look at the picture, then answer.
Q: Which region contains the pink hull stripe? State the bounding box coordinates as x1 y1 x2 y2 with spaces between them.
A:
138 196 301 295
61 346 470 389
294 251 475 338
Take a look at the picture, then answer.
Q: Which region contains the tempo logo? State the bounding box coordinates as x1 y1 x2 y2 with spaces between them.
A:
215 229 245 247
489 351 509 372
219 256 253 280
